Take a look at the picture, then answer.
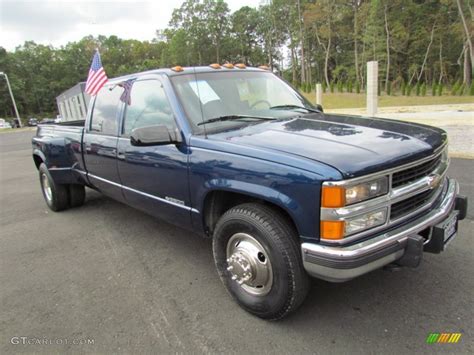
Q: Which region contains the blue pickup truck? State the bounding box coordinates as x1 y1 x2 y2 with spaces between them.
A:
32 65 467 320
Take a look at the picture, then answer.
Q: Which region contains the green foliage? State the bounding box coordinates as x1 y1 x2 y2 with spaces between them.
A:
415 82 421 96
322 82 327 93
421 83 427 96
437 83 443 96
0 0 470 117
431 83 437 96
470 82 474 96
386 81 391 96
458 84 465 96
451 80 460 95
337 80 344 93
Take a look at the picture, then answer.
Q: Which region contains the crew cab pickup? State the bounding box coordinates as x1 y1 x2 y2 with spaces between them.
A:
32 65 468 320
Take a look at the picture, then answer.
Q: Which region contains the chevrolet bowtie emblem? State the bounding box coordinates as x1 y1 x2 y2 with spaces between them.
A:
427 174 441 189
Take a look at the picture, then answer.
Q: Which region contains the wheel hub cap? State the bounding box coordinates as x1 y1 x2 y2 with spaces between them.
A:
41 173 52 202
226 233 273 296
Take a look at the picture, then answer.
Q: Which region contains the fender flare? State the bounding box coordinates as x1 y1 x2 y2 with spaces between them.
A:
200 178 303 234
32 149 47 167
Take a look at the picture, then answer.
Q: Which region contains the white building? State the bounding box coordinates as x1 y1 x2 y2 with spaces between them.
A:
56 82 90 121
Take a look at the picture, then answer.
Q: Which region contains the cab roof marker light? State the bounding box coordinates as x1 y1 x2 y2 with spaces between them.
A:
258 65 270 70
222 63 234 69
171 66 184 72
209 63 221 69
235 63 246 69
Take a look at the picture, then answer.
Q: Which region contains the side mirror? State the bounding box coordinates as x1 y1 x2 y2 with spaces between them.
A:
315 104 324 113
130 125 182 146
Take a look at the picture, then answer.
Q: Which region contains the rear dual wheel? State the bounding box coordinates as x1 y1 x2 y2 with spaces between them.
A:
213 203 310 320
39 163 85 211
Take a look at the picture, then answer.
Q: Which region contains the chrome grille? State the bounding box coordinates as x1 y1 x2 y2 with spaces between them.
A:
390 189 436 220
392 155 442 188
320 146 448 245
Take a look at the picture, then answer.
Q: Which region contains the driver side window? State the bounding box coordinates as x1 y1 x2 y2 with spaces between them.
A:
122 80 175 136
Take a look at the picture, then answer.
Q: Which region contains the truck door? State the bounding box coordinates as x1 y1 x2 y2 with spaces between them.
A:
116 78 192 229
83 84 124 202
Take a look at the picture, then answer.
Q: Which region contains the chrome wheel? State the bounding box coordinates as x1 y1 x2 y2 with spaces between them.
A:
226 233 273 296
41 173 52 202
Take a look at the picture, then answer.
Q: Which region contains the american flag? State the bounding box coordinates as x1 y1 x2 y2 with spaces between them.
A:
85 50 108 96
119 79 136 105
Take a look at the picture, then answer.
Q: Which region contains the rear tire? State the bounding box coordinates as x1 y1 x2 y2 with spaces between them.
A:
213 203 309 320
39 163 69 212
69 184 85 208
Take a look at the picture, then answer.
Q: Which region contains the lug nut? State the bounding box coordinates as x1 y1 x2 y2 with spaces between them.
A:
231 275 237 280
227 266 233 271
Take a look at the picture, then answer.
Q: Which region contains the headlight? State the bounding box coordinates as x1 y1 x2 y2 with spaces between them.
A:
345 177 388 205
344 208 387 235
321 176 388 207
320 208 388 240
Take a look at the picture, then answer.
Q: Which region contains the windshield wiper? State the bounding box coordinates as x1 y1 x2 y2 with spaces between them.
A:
270 104 321 113
197 115 276 126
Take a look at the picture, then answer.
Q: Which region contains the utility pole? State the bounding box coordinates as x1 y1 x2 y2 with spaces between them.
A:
0 72 22 127
366 61 378 116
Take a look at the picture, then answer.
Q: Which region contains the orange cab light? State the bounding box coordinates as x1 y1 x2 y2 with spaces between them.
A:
171 66 184 72
320 221 345 240
258 65 270 70
209 63 221 69
235 63 246 69
223 63 234 69
321 186 345 208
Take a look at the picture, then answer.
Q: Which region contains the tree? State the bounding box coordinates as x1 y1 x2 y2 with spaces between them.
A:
304 0 338 87
456 0 473 85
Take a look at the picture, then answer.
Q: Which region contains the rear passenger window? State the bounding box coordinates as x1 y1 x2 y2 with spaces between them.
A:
90 85 122 135
123 80 175 136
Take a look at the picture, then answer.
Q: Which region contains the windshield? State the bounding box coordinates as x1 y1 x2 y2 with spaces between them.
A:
171 71 316 133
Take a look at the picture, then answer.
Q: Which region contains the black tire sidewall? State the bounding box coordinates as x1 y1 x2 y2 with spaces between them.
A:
69 184 85 207
39 163 68 211
213 209 295 318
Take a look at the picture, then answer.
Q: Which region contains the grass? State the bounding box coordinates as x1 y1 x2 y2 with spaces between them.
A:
0 127 35 134
302 92 474 109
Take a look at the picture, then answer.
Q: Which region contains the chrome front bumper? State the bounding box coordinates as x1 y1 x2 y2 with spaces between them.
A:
302 178 462 282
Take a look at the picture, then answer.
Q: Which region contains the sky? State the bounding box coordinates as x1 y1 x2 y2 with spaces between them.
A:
0 0 262 51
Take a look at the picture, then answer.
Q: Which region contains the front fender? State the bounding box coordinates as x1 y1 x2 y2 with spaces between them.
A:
203 178 301 225
189 147 334 241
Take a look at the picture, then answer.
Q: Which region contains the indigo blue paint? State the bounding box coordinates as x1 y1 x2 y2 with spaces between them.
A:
32 67 446 242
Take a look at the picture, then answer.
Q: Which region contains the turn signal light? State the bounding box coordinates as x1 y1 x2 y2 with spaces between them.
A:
320 221 345 240
321 186 345 208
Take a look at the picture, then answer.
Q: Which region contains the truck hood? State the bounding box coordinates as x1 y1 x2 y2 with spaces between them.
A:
208 114 447 178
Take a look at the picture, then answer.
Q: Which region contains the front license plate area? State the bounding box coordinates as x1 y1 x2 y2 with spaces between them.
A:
424 211 459 253
442 212 458 247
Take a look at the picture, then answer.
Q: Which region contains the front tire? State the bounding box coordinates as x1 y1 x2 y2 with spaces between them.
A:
39 163 69 212
213 203 309 320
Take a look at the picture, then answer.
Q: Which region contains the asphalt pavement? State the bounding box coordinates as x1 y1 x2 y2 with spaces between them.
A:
0 130 473 354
